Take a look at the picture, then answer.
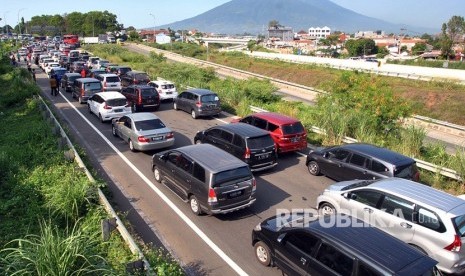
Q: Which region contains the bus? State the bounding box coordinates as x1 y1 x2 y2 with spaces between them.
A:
63 34 79 45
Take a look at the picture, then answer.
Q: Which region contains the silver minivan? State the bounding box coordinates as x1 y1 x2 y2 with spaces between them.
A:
316 177 465 274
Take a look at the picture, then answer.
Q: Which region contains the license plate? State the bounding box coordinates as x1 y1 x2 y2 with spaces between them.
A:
257 154 269 160
229 191 242 198
152 136 163 141
291 137 299 143
114 109 123 113
166 92 172 94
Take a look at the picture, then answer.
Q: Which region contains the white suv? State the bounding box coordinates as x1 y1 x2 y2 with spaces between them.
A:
148 79 177 101
87 92 131 123
96 73 122 92
317 177 465 275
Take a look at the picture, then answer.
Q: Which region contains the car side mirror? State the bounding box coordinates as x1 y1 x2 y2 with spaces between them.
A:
159 154 167 161
277 233 286 243
323 152 328 158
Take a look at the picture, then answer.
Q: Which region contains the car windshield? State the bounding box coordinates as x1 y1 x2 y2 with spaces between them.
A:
247 135 275 149
282 122 304 135
453 215 465 237
106 98 127 107
394 163 417 178
106 76 120 82
84 82 102 90
213 166 251 187
201 94 219 103
134 119 165 131
162 84 175 89
141 88 157 97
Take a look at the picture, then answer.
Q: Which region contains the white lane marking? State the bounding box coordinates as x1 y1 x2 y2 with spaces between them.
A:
214 117 229 124
60 95 248 276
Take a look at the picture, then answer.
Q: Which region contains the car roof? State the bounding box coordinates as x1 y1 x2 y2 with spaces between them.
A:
308 215 437 274
151 80 174 85
368 178 465 213
175 144 248 173
127 84 153 89
336 143 414 165
126 112 160 122
251 112 300 125
126 70 146 75
76 77 101 83
98 73 119 77
65 73 81 76
185 88 217 95
95 91 125 100
213 123 270 138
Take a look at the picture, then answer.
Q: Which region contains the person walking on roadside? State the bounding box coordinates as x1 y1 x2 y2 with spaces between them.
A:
50 74 58 96
32 69 36 82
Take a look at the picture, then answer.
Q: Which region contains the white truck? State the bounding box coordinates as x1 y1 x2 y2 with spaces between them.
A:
82 37 99 44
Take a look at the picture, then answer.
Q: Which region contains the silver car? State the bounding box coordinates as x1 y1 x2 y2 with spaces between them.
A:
111 113 175 152
316 177 465 274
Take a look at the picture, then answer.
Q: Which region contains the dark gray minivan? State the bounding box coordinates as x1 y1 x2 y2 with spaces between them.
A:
173 88 221 119
151 144 256 215
72 78 103 104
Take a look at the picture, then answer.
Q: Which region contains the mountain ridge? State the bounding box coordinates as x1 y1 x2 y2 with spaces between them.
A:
157 0 436 35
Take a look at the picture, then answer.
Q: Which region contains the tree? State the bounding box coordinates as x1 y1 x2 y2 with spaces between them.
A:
376 47 390 58
439 15 465 59
344 38 377 57
247 40 257 52
268 20 280 29
411 43 427 55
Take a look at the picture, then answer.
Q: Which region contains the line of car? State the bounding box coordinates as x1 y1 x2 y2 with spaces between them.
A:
30 42 465 275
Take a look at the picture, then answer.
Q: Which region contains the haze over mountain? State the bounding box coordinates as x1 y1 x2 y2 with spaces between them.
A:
158 0 436 35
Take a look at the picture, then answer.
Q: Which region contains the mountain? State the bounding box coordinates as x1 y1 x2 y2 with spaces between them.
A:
158 0 436 35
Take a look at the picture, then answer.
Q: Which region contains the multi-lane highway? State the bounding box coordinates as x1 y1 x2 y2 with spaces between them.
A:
34 66 334 275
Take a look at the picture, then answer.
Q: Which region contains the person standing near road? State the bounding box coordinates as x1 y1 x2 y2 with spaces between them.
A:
31 69 36 82
50 74 58 96
80 68 86 78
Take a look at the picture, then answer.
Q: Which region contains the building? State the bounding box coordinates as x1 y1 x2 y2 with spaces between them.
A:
155 33 171 44
355 30 385 39
308 26 331 39
267 26 294 42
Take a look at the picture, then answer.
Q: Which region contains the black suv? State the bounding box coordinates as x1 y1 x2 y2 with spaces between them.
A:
306 143 420 182
152 144 256 215
121 85 160 112
194 123 277 172
120 70 150 87
252 214 438 276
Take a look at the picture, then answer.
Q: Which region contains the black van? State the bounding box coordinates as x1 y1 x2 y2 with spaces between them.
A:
194 123 278 172
152 144 256 215
71 78 103 104
252 214 438 276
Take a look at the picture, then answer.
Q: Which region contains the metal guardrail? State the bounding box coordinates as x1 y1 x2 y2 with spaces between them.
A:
37 95 151 273
250 105 463 182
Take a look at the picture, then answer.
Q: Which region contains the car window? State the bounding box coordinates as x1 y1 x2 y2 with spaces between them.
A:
193 163 205 182
281 122 304 135
349 190 382 208
233 135 245 148
141 88 157 97
453 215 465 237
246 135 275 149
106 98 127 107
84 82 102 90
349 153 368 167
176 155 193 173
267 122 279 132
134 119 166 131
200 94 218 103
206 128 222 138
329 149 350 161
220 131 233 143
380 195 414 221
106 76 120 82
371 160 389 173
123 118 132 129
394 163 417 179
167 152 181 165
213 166 251 187
253 118 268 130
240 116 254 125
285 231 319 256
315 243 353 276
417 207 445 232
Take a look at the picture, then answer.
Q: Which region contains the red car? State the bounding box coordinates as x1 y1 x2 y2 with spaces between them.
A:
232 112 307 153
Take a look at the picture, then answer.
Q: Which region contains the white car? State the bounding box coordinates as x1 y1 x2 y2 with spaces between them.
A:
87 92 132 123
148 79 178 101
45 62 61 75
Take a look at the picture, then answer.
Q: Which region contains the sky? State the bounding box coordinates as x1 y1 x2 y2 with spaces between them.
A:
1 0 461 32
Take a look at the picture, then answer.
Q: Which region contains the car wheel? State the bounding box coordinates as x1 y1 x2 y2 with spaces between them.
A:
189 195 202 215
307 161 321 176
173 102 178 110
129 139 136 152
99 113 104 123
319 203 336 216
153 166 162 183
191 110 197 119
254 241 272 267
112 125 117 137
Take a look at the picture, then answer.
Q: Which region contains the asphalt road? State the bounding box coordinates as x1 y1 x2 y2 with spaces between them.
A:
33 66 334 276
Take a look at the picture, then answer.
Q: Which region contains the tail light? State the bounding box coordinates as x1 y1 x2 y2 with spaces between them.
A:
252 177 256 193
137 136 150 143
103 103 112 110
165 132 174 139
444 235 461 252
208 188 217 203
413 171 420 182
103 81 107 88
134 79 139 84
195 101 202 107
244 147 251 159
